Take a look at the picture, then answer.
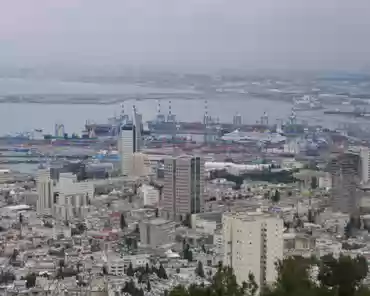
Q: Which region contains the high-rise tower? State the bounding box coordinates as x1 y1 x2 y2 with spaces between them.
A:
119 105 142 176
162 155 204 220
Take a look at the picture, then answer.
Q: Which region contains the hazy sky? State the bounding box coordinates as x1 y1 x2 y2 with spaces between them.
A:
0 0 369 71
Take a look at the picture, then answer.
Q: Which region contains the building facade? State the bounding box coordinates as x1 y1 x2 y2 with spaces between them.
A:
139 218 176 248
329 152 361 214
36 169 54 215
162 155 204 220
223 211 284 290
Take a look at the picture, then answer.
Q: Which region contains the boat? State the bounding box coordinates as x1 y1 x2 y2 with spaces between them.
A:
221 129 286 144
292 95 323 111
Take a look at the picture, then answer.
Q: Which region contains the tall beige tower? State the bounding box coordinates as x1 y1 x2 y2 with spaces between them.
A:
223 211 283 290
36 169 54 215
162 155 204 220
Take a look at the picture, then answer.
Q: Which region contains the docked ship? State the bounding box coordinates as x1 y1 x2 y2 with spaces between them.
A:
292 95 323 111
85 104 130 137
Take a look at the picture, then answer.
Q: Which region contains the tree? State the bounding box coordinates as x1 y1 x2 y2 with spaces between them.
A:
271 190 280 203
158 263 168 279
59 259 65 270
183 243 193 262
195 261 205 278
311 176 318 190
147 279 152 292
319 254 368 296
25 273 37 288
145 263 150 274
126 262 135 277
134 223 140 234
182 214 191 228
120 214 127 230
244 273 258 296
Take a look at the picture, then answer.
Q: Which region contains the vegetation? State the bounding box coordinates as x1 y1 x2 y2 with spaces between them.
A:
168 255 370 296
271 190 281 203
195 261 205 278
120 213 127 229
183 243 193 262
25 273 37 288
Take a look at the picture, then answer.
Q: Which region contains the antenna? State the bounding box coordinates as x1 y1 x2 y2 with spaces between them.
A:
204 100 208 125
157 100 161 115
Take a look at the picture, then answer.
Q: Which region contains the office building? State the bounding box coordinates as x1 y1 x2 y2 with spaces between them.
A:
36 169 54 215
223 211 283 290
118 107 142 176
329 152 361 214
162 155 204 220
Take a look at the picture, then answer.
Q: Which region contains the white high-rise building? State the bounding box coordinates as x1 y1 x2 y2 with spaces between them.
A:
119 107 142 176
223 211 283 290
36 169 54 215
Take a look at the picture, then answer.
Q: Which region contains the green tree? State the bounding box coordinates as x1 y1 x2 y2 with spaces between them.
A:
271 190 280 203
244 273 258 296
126 262 135 277
25 273 37 288
158 263 168 279
195 261 205 278
120 214 127 229
311 176 318 190
319 254 368 296
145 263 150 274
263 256 317 296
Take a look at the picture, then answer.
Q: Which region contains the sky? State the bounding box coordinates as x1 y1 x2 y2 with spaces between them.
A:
0 0 369 72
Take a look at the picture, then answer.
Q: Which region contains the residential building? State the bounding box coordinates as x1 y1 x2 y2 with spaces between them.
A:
162 155 204 220
53 193 90 221
223 211 284 290
52 173 94 220
106 254 150 275
139 184 160 207
139 218 176 248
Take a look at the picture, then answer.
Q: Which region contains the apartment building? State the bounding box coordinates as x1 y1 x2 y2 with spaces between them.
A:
223 211 283 290
139 218 176 248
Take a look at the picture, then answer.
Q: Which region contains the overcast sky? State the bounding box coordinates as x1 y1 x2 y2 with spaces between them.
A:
0 0 369 71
